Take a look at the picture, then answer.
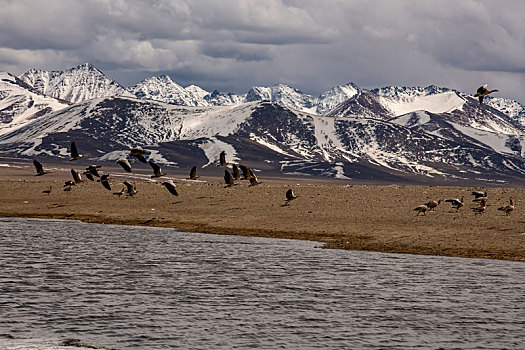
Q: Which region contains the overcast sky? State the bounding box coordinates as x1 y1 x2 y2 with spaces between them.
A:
1 0 524 103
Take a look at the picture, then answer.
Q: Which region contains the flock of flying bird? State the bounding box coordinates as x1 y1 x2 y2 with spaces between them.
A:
413 191 514 217
32 142 298 206
31 84 505 211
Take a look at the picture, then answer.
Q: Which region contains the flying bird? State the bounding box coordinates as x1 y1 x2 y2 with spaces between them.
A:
129 146 150 163
224 169 235 187
239 165 252 180
98 174 112 191
71 169 83 184
474 85 499 104
445 196 464 212
162 180 178 196
187 166 198 180
413 204 429 216
69 142 84 160
284 188 297 206
472 191 487 202
497 198 514 216
232 164 240 180
122 181 137 197
148 160 166 178
83 170 95 181
116 158 132 173
85 165 102 178
425 199 441 211
217 151 229 167
33 159 49 176
249 171 260 186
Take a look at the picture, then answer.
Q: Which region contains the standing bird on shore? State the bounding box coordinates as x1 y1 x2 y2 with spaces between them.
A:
85 165 102 178
232 164 240 180
42 186 52 195
98 174 112 191
474 85 499 104
425 199 441 211
472 199 486 215
445 196 464 212
122 181 137 197
187 166 199 180
413 204 429 216
497 198 514 215
148 160 165 178
69 142 84 161
217 151 229 167
284 188 297 206
33 159 49 176
162 180 178 196
116 158 132 173
129 146 150 163
71 169 83 184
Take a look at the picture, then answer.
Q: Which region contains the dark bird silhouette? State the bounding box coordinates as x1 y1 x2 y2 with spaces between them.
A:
83 170 95 181
71 169 83 184
472 199 486 215
239 165 252 180
148 160 165 178
129 146 150 163
69 142 84 160
425 199 441 211
472 191 488 202
98 174 111 191
249 171 260 186
42 186 52 195
116 158 132 173
33 159 49 176
113 188 125 197
232 164 240 180
224 169 235 187
217 151 229 167
413 204 429 216
64 180 76 187
122 181 137 197
85 165 101 178
445 196 464 212
498 198 514 216
284 188 297 206
187 166 198 180
474 85 499 104
162 180 178 196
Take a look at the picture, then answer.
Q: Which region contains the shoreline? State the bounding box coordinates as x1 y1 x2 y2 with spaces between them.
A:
1 175 524 262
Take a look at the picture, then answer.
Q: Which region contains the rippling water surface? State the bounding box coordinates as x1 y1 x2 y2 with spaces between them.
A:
0 218 524 349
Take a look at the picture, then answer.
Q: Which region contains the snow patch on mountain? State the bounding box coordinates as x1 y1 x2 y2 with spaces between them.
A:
377 90 465 116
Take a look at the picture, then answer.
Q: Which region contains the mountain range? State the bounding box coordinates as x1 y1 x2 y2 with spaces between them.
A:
2 62 525 184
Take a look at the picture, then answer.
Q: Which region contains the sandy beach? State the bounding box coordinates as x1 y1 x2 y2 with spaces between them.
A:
1 160 524 262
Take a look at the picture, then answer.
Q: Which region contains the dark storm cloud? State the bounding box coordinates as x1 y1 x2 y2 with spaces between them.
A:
0 0 524 102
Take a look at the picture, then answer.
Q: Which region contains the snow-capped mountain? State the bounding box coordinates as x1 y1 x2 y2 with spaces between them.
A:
128 75 209 106
0 71 69 136
19 63 133 103
3 62 525 183
2 95 525 183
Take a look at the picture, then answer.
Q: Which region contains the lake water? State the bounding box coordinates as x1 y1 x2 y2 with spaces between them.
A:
0 217 523 349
